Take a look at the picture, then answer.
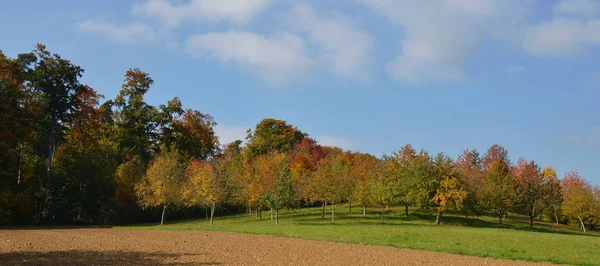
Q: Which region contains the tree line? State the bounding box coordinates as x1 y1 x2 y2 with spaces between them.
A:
1 45 599 232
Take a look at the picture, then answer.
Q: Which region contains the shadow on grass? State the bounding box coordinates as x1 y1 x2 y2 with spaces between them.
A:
0 225 113 231
0 250 221 266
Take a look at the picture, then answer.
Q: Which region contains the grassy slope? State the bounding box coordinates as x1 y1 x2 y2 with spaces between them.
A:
124 205 600 266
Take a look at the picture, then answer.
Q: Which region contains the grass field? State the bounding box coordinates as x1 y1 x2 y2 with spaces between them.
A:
125 205 600 266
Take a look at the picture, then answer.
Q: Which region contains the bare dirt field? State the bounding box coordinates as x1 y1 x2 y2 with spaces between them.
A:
0 228 557 265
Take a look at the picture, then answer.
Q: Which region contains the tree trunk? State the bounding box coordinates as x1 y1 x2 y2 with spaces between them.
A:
331 203 335 223
349 202 352 213
381 206 384 222
435 211 443 225
363 206 366 216
161 205 167 226
498 214 503 226
46 121 56 186
210 202 215 225
17 144 23 185
578 217 586 232
404 204 409 217
205 208 208 220
271 207 273 222
322 203 325 220
529 210 534 228
256 207 259 217
308 205 310 215
275 209 279 225
553 205 559 225
259 208 262 219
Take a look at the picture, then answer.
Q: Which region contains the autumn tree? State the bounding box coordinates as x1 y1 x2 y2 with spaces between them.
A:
184 160 225 225
350 153 379 216
513 158 545 228
561 171 595 232
431 153 467 225
481 145 514 226
541 167 562 224
371 156 398 221
288 138 324 213
135 148 186 225
168 109 218 160
455 149 484 218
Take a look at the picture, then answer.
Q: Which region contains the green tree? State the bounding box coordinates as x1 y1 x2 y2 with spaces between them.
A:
246 118 306 158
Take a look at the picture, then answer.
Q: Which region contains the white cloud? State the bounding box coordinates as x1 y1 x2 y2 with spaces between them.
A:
285 4 374 79
315 135 353 150
553 0 600 18
358 0 528 83
132 0 271 27
215 123 249 146
184 31 312 85
73 19 157 44
505 64 526 73
524 18 600 58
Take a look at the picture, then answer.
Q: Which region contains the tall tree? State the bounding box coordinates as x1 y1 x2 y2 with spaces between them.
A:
113 68 159 162
170 109 219 160
514 158 545 228
246 118 306 158
135 148 186 225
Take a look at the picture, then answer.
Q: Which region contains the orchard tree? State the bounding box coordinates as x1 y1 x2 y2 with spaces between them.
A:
350 153 379 216
288 138 324 213
431 153 466 225
371 156 398 221
184 160 225 225
314 149 353 223
264 164 295 225
455 149 484 218
561 171 595 232
542 167 562 224
481 145 514 226
135 148 186 225
514 158 545 228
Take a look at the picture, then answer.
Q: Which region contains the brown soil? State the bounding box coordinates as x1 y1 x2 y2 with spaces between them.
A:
0 228 556 265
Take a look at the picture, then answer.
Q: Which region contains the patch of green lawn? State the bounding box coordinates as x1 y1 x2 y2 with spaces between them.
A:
124 205 600 266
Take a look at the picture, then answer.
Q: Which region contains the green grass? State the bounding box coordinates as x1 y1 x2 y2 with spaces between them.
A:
123 205 600 265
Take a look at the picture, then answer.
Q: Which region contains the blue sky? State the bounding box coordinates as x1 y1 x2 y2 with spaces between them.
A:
1 0 599 183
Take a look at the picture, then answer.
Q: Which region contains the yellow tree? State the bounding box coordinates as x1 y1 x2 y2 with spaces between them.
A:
135 148 186 225
431 153 467 225
561 171 595 232
350 153 380 216
184 159 225 225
